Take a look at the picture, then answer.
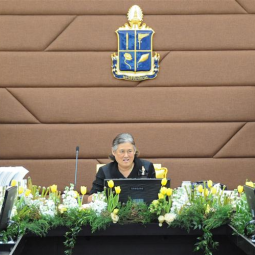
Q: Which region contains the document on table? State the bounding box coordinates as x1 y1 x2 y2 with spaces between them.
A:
0 167 29 186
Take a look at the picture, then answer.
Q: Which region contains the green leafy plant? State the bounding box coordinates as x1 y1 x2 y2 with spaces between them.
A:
231 192 254 235
119 199 155 224
1 180 255 255
63 208 91 255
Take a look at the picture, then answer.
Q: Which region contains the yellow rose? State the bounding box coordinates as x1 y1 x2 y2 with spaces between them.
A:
18 186 24 194
51 184 57 193
238 185 243 193
108 180 114 188
246 181 254 188
11 180 17 186
115 186 121 194
113 209 119 215
211 187 217 195
25 189 31 197
80 186 87 195
207 180 213 189
166 188 173 197
197 185 203 193
158 193 164 200
160 187 167 195
161 178 167 186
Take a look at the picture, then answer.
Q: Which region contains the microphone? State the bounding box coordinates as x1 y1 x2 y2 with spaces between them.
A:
74 146 79 190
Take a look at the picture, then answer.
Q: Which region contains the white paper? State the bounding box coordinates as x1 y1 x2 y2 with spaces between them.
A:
0 167 29 186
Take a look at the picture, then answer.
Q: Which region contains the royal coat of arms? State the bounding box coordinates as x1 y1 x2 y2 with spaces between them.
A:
111 5 160 81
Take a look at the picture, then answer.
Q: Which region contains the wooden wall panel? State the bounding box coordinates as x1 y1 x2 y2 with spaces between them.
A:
4 87 255 123
0 0 255 190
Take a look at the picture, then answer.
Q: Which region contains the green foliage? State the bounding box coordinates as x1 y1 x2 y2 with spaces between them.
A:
89 210 112 233
203 204 232 230
195 228 218 255
231 193 254 235
63 208 91 255
0 221 25 243
171 188 233 255
172 199 205 232
105 186 120 212
1 183 254 255
119 199 155 224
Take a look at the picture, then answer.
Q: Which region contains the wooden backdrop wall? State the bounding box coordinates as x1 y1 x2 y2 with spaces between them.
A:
0 0 255 191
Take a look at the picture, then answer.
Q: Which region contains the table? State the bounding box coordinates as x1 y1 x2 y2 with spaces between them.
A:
1 224 255 255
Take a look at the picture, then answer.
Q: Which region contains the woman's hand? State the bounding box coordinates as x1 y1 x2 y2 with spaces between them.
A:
87 194 93 203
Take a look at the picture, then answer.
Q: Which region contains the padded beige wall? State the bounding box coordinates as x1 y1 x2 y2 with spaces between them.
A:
0 0 255 191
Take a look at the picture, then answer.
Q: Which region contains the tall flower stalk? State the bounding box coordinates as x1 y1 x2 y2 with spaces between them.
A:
105 180 121 213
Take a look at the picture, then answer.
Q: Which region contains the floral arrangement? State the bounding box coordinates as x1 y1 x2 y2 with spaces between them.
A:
0 178 254 255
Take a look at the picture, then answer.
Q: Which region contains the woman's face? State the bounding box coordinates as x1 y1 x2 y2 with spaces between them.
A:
112 142 135 170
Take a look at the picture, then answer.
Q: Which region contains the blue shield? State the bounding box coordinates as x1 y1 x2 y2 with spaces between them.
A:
117 30 153 72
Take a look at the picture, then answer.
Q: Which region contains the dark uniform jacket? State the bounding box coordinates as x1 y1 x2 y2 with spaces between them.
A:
90 157 155 194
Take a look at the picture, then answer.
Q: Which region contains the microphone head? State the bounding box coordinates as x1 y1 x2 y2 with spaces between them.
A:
76 146 79 152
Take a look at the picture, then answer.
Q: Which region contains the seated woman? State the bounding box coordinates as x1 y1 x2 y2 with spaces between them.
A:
88 133 155 202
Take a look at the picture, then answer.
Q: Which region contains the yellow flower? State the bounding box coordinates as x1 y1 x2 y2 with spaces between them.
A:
205 204 210 214
80 186 87 195
18 186 24 194
160 187 167 195
158 193 164 200
111 212 119 223
74 191 79 198
51 184 57 193
207 180 213 189
211 187 217 195
161 178 167 186
25 189 31 197
246 181 254 188
204 189 209 197
166 188 173 197
238 185 243 193
108 180 114 188
11 180 17 186
115 186 121 194
113 209 119 215
197 185 203 193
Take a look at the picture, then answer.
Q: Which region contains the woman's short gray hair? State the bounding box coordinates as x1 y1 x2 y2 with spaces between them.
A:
109 133 139 160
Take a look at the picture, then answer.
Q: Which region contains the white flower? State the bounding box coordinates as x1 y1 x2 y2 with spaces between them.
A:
111 212 119 223
11 206 17 218
81 204 90 210
89 200 107 215
164 213 176 225
158 215 165 227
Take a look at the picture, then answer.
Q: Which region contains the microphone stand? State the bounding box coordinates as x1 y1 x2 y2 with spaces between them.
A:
74 146 79 190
